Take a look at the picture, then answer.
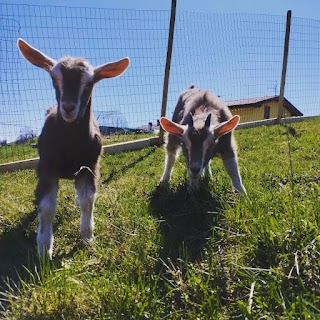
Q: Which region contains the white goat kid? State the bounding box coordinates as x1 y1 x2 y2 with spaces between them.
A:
17 38 130 258
160 85 246 195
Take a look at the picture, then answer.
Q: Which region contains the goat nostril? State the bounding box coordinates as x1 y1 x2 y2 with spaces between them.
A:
62 103 76 113
190 165 201 176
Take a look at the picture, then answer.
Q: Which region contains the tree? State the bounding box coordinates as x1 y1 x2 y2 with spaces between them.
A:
15 130 37 145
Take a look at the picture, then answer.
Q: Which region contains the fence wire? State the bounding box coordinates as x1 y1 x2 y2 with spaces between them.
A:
0 4 170 164
0 3 319 164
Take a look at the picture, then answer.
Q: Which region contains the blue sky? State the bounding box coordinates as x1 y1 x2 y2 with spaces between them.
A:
4 0 320 19
0 0 319 142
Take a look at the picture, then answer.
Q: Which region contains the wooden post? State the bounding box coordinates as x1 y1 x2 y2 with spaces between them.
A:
158 0 177 144
277 10 292 122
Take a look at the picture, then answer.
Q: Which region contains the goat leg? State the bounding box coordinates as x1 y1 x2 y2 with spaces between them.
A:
222 156 247 195
35 177 58 259
75 169 97 242
160 134 180 184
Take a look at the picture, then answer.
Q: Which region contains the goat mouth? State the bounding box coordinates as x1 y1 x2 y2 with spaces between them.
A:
60 109 78 123
189 171 201 179
62 113 77 123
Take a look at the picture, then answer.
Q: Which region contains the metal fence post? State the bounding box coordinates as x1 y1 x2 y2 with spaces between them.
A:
158 0 177 145
277 10 292 122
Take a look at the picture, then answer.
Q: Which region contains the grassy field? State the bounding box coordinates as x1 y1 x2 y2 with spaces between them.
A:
0 118 319 319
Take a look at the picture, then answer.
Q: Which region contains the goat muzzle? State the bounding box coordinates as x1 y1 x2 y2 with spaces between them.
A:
62 102 76 114
189 164 201 178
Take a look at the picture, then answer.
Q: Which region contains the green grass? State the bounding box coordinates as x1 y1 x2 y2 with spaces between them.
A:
0 118 319 319
0 139 39 164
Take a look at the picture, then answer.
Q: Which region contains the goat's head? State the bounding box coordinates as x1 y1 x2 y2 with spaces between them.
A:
160 114 240 183
17 38 130 123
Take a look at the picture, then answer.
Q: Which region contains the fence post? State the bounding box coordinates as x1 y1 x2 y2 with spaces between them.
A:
158 0 177 144
277 10 292 122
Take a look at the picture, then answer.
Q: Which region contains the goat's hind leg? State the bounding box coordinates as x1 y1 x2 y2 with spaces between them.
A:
75 168 97 242
35 176 58 258
160 134 180 184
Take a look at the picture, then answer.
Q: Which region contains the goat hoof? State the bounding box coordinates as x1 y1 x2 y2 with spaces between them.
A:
81 229 94 242
37 246 53 260
159 180 170 189
159 177 169 184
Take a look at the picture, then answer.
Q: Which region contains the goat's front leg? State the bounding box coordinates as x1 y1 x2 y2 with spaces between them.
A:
75 169 97 241
203 160 212 179
35 176 58 258
160 134 180 184
222 156 247 195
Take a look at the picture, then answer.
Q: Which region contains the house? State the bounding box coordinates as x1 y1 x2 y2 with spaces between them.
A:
137 120 161 134
99 126 127 135
226 95 303 123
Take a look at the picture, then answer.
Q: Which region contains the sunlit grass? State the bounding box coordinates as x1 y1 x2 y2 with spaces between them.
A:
0 117 319 319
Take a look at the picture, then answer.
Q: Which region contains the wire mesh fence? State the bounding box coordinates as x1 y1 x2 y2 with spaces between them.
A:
0 3 319 165
0 4 170 164
169 11 320 121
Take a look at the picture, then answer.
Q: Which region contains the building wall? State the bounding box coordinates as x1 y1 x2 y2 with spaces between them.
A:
229 100 292 123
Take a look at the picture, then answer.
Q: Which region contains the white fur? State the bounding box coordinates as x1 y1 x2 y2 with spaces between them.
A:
37 186 58 258
222 157 246 194
203 160 212 178
161 148 180 183
51 63 94 123
75 182 96 241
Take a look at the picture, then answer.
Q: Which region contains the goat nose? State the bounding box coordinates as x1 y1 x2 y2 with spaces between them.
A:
62 102 76 113
190 164 201 177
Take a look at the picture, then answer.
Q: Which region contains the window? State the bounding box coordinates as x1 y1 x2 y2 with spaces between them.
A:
264 105 270 119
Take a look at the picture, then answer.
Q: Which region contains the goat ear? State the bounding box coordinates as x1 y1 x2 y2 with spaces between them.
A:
160 117 185 137
17 38 56 72
94 58 130 83
213 115 240 138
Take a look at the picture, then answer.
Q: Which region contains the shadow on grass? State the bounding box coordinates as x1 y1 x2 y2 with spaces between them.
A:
0 210 37 290
149 182 243 313
101 146 158 185
0 208 67 292
149 180 223 262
